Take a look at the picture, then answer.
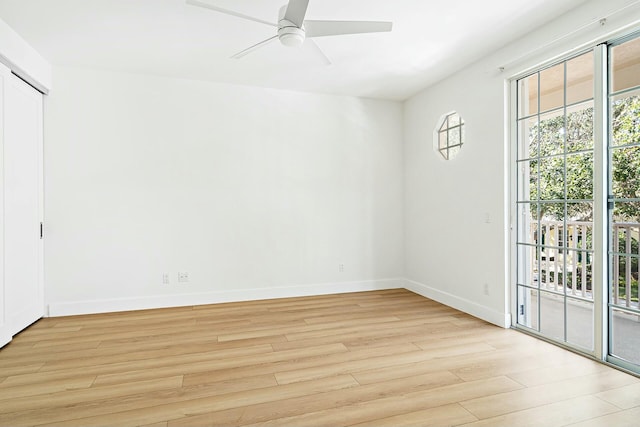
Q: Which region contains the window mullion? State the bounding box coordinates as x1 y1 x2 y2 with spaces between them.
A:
592 43 609 362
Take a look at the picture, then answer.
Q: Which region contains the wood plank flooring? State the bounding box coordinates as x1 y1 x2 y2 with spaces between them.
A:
0 289 638 426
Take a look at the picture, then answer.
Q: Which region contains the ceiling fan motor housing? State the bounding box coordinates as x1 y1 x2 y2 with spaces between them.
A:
278 24 305 47
277 5 305 48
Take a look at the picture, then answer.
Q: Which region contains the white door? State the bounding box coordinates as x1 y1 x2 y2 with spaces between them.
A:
3 68 44 339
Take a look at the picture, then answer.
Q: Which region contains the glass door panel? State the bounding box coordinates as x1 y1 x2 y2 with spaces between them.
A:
608 36 640 371
516 51 595 352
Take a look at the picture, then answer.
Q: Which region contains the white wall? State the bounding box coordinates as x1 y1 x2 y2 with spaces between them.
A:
404 75 508 326
403 0 640 327
44 67 404 315
39 0 640 321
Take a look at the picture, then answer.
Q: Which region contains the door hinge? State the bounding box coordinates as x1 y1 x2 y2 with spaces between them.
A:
40 222 43 239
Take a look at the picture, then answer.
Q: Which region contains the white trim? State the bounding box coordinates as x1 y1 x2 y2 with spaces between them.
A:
404 279 511 328
0 18 51 93
0 331 10 348
47 278 405 317
507 77 518 328
0 64 5 346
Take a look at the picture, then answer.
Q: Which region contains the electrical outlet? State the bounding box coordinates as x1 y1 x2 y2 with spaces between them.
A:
339 264 345 273
178 271 189 283
483 283 490 296
162 273 170 285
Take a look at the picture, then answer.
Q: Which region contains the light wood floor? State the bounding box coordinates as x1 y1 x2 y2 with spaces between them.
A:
1 289 639 427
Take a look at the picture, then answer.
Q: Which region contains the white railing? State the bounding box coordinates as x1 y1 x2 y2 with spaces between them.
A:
529 220 639 309
534 220 593 299
613 223 640 308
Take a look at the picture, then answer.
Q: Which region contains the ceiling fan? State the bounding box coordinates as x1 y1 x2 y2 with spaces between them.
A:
186 0 393 64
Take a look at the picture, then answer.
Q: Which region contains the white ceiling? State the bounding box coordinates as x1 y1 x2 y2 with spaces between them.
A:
0 0 589 100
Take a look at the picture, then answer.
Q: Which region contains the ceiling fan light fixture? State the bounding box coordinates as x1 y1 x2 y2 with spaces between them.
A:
187 0 393 60
278 26 306 47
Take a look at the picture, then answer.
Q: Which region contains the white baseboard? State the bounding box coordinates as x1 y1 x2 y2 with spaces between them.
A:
403 279 510 328
46 278 511 329
47 278 405 317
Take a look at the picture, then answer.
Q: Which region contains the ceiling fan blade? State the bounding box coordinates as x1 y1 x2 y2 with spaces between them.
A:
307 39 332 66
283 0 310 27
305 20 393 38
230 35 279 59
186 0 276 27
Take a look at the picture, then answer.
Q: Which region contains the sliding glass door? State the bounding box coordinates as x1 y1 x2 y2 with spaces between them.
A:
514 32 640 374
608 36 640 370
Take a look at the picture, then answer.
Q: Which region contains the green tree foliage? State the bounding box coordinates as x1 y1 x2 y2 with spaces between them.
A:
611 95 640 221
529 104 595 220
528 95 640 222
528 96 639 299
612 96 640 300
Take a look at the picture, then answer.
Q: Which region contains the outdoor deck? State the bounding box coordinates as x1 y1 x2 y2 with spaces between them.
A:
519 218 639 366
526 292 640 365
